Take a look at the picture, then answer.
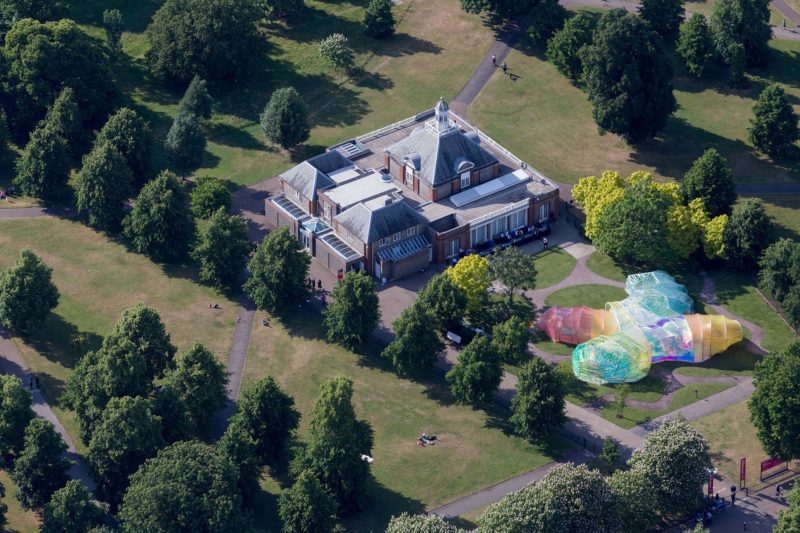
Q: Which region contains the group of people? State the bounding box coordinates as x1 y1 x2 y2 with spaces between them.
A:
416 433 438 447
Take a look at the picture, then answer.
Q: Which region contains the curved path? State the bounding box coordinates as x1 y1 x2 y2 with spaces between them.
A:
527 252 625 307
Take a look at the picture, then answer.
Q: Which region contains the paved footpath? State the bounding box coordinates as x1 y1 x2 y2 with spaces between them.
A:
0 328 95 492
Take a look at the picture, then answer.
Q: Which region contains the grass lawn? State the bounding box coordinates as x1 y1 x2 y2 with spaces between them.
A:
669 344 762 377
558 360 667 405
531 246 576 289
585 251 641 283
67 0 494 188
544 284 628 309
0 217 238 448
0 470 40 533
532 338 574 356
243 309 566 532
470 33 800 185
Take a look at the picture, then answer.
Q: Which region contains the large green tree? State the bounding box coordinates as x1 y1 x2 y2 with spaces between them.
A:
43 87 85 160
383 301 444 377
2 18 116 134
417 272 468 333
151 384 192 444
681 148 737 217
677 14 714 77
260 87 311 150
190 175 231 218
178 76 213 119
628 418 712 514
509 356 565 442
0 0 67 26
102 8 123 56
233 375 300 463
775 485 800 533
759 239 800 302
278 470 337 533
723 197 776 270
546 12 597 85
145 0 263 83
75 141 133 231
488 246 537 306
87 396 165 510
710 0 772 67
13 121 70 200
257 0 304 19
387 513 464 532
323 271 380 351
0 375 34 456
216 414 260 505
41 480 103 533
608 468 659 532
748 84 800 158
750 341 800 460
166 343 227 437
639 0 685 37
528 0 568 48
364 0 395 38
11 418 70 509
165 110 206 177
244 227 311 313
492 316 531 365
118 441 246 532
104 304 177 382
580 9 676 143
290 377 373 514
123 171 196 261
782 285 800 331
0 249 59 333
191 209 251 291
461 0 535 17
95 108 152 185
446 335 502 405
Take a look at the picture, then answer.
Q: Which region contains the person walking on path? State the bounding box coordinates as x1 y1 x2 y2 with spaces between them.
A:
492 53 497 67
502 62 508 73
543 236 548 249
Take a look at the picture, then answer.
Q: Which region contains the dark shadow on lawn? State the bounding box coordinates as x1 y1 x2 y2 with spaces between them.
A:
207 123 272 152
20 313 103 372
68 0 160 33
340 477 425 533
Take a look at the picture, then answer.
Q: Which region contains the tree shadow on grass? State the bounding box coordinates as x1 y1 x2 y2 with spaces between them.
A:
68 0 160 33
207 123 273 152
20 313 103 372
340 478 425 533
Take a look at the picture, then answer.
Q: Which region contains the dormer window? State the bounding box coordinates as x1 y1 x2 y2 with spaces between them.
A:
293 189 300 198
460 172 471 189
393 232 401 242
405 164 414 187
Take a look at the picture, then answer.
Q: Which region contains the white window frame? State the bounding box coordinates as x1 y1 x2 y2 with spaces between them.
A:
407 226 416 237
393 232 401 242
323 204 331 221
539 202 550 223
448 239 459 258
460 171 471 189
405 164 415 187
379 237 389 247
347 231 354 242
293 189 300 199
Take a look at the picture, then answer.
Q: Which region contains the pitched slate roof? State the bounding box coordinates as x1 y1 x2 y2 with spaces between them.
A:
385 128 498 188
334 198 426 243
279 150 353 200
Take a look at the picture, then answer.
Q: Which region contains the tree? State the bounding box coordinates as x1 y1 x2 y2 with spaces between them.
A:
628 418 712 514
323 271 380 350
639 0 685 37
492 316 530 364
13 122 70 200
102 9 123 55
446 335 502 405
75 142 133 231
723 197 775 270
0 375 34 456
256 0 304 19
446 254 490 317
364 0 395 38
167 343 227 437
702 212 728 260
0 249 59 333
417 273 468 333
599 437 619 469
260 87 311 150
290 377 373 514
233 376 300 463
151 385 192 444
11 418 70 509
749 341 800 460
123 171 196 261
145 0 263 83
608 468 659 532
528 0 568 48
489 246 537 306
279 470 337 533
759 239 800 302
613 383 629 418
318 33 355 73
546 12 597 85
2 18 116 135
681 148 737 217
118 441 245 532
0 0 67 24
479 463 619 532
710 0 772 67
0 483 6 532
383 301 444 377
677 14 714 77
178 76 213 119
509 357 565 442
387 513 464 532
782 285 800 331
41 480 103 533
191 209 251 291
775 485 800 533
104 304 177 382
217 414 260 505
87 396 164 510
95 108 152 185
43 87 85 160
244 227 311 313
580 9 676 143
461 0 536 17
748 84 800 158
191 176 232 218
165 110 206 177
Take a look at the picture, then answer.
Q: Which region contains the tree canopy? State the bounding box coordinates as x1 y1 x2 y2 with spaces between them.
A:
244 227 311 313
639 0 685 37
710 0 772 67
681 148 737 217
323 271 380 350
446 335 502 405
0 249 59 333
260 87 311 149
216 414 260 505
151 384 192 444
190 175 232 218
166 343 228 437
178 76 213 119
387 513 464 532
95 108 152 185
0 374 34 456
492 316 531 365
118 441 246 532
165 110 206 177
75 141 133 232
608 468 659 532
775 485 800 533
191 209 251 291
11 418 70 509
43 87 86 160
13 121 70 200
417 272 468 333
750 341 800 460
580 9 676 143
759 239 800 302
677 14 714 77
488 246 537 306
103 304 177 382
145 0 264 83
102 8 123 55
278 469 337 533
364 0 396 38
123 171 196 261
723 197 776 270
383 301 444 377
41 480 103 533
461 0 536 17
319 33 355 72
546 12 597 85
509 356 565 442
528 0 568 48
233 375 300 463
446 255 490 317
748 84 800 158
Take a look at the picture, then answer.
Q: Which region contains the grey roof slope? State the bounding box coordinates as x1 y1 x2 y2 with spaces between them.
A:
385 128 498 187
335 200 426 243
279 150 353 200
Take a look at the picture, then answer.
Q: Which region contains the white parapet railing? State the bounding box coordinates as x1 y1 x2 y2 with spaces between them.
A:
356 109 435 144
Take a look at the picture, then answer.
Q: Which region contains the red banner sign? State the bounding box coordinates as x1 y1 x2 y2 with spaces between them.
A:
740 458 746 483
761 458 784 473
